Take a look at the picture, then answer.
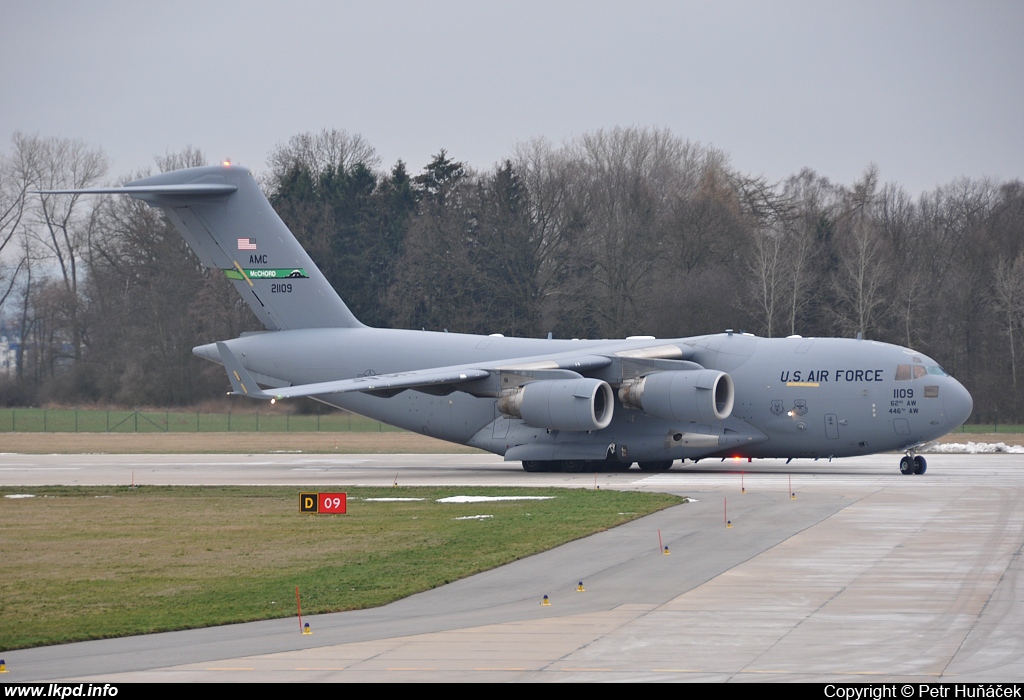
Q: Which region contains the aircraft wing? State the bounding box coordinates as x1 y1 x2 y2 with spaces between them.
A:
216 341 689 401
216 342 491 400
246 367 493 399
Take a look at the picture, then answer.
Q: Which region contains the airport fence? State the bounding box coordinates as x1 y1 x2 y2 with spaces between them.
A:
0 408 1019 434
0 408 403 433
958 422 1024 434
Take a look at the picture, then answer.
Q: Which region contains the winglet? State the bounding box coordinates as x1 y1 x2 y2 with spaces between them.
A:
216 342 273 400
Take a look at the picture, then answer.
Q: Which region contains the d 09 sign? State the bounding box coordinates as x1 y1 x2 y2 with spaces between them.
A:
299 492 347 514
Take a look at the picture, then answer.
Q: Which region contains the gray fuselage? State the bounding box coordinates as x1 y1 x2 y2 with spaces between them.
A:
197 328 973 464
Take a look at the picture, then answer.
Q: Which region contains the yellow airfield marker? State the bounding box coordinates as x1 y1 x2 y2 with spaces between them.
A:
541 595 551 606
303 622 313 635
576 581 586 592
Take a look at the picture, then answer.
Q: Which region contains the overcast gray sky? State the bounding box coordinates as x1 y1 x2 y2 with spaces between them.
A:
2 1 1021 194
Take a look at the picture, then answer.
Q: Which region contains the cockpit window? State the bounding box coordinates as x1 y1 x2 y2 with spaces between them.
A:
897 364 943 380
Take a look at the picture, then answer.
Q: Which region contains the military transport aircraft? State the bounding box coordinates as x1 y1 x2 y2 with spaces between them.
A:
45 164 973 474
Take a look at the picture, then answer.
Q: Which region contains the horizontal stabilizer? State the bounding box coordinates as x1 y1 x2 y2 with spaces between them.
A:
35 184 237 197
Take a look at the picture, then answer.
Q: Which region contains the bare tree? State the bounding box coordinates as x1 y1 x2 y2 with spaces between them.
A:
266 128 379 184
829 166 892 338
0 133 45 312
747 228 785 337
155 145 206 173
27 136 108 361
11 235 34 382
0 168 26 309
992 253 1024 395
558 127 732 337
737 173 803 337
512 137 593 335
831 220 890 338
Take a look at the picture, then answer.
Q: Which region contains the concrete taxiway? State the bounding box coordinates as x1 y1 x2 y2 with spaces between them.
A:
2 452 1023 682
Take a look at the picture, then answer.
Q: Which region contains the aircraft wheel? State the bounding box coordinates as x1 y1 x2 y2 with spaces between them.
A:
899 456 915 475
638 460 674 472
522 460 548 473
560 460 586 473
913 455 927 474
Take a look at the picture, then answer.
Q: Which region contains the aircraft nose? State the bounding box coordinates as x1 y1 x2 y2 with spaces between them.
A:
944 379 973 429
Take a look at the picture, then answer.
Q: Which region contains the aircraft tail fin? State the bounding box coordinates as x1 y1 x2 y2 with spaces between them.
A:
48 165 364 330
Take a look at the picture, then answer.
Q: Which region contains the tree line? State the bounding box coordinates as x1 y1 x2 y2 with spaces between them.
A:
1 128 1021 422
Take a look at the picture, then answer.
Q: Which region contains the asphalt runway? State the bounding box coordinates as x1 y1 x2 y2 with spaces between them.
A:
3 451 1023 682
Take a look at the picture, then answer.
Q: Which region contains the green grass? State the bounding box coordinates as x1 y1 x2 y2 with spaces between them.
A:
0 486 682 650
0 407 402 433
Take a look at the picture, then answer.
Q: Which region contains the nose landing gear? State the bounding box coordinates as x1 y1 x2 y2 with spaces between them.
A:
899 452 927 475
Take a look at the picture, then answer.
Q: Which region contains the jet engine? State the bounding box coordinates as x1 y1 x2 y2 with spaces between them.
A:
498 378 615 432
618 369 734 423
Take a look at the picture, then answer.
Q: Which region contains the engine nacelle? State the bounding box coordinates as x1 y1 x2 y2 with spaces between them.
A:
618 369 734 423
498 378 614 432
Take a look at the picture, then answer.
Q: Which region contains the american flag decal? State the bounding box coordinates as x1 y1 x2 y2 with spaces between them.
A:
237 238 257 250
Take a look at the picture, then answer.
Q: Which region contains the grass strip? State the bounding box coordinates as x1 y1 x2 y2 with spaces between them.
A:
0 485 682 650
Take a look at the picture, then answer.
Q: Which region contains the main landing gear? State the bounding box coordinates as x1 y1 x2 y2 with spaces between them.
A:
899 452 927 475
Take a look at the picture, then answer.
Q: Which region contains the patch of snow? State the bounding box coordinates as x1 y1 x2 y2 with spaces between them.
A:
454 514 493 520
437 495 556 503
923 441 1024 454
4 494 36 499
